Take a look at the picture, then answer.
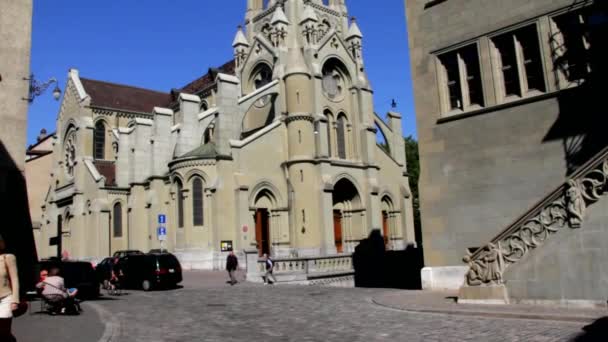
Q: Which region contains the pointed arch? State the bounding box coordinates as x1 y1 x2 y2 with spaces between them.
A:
324 109 334 157
94 120 106 160
336 113 348 159
192 177 204 226
113 201 123 238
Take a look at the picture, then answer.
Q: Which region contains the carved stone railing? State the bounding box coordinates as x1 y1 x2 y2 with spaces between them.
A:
463 146 608 287
244 250 354 286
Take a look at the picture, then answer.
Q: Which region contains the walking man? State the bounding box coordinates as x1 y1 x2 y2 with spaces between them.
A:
226 251 238 286
263 253 277 285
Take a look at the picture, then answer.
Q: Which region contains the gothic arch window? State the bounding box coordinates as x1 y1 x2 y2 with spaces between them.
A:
337 114 348 159
113 202 123 238
94 121 106 160
321 59 349 102
200 101 209 112
64 129 77 177
192 177 204 226
176 180 184 228
324 110 334 157
249 63 273 108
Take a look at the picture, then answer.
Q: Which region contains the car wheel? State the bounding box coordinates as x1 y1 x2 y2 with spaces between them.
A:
142 280 152 291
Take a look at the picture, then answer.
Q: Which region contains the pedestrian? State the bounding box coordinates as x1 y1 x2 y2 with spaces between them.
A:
0 234 19 342
225 251 238 286
262 254 277 285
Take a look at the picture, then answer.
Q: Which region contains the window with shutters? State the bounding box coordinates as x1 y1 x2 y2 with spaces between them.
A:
94 121 106 160
192 178 204 226
113 202 123 238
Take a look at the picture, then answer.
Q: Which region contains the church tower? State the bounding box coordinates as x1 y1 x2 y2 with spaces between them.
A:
233 0 398 256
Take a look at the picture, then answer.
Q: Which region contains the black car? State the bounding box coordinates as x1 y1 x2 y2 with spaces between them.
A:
112 250 144 259
37 259 100 299
116 253 182 291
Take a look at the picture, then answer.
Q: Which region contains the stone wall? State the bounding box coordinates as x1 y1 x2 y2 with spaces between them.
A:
407 0 607 297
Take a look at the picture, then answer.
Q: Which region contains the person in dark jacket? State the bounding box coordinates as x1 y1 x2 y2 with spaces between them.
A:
226 252 238 285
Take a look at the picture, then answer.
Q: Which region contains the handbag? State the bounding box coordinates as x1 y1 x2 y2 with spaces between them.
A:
3 255 28 318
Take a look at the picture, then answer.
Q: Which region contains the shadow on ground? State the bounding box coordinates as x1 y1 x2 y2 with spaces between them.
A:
570 317 608 342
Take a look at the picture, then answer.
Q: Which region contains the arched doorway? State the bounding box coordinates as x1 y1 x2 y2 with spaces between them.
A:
253 189 275 256
381 196 395 247
332 178 362 254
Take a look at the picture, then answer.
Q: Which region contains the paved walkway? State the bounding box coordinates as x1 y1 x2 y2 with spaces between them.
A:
372 290 608 323
11 271 607 342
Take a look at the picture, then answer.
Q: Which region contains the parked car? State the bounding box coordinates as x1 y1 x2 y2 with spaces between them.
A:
112 250 144 259
37 259 100 299
116 253 182 291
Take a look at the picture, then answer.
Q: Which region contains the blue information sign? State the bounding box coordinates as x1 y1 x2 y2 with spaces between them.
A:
158 215 166 224
157 227 167 236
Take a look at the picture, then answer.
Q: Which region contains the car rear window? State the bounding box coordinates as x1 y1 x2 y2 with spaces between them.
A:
158 255 180 269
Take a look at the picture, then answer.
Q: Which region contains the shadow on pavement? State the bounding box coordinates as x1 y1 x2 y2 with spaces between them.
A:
571 317 608 342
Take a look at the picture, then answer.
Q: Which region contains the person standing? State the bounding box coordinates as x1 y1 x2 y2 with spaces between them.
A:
262 254 277 285
225 252 239 286
0 234 19 342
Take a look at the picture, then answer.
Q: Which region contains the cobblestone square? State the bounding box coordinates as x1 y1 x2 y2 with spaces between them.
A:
14 272 601 342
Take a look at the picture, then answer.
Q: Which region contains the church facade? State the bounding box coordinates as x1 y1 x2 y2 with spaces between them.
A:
36 0 415 269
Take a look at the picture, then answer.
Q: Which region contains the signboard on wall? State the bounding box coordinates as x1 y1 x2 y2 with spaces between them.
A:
220 241 233 252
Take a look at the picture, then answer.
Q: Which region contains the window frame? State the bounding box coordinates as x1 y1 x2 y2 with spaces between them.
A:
336 114 348 160
93 121 106 160
176 181 184 228
549 7 593 89
113 202 123 238
490 23 547 103
436 43 485 117
192 177 204 227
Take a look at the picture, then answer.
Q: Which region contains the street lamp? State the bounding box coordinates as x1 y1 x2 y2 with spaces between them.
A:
23 74 62 103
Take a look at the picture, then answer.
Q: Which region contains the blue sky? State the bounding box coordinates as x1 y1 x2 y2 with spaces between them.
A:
27 0 416 146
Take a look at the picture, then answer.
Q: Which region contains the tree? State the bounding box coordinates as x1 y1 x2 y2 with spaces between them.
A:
404 136 422 245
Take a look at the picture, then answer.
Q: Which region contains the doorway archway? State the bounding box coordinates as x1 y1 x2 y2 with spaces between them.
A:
253 189 276 256
332 177 362 253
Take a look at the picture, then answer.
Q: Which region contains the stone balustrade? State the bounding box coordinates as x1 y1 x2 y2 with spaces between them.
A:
244 249 354 286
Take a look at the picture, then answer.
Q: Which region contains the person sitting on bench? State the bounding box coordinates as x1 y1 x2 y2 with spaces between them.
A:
36 268 80 314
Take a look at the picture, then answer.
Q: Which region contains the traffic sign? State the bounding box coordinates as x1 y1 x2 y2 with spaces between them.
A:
158 214 166 224
157 227 167 236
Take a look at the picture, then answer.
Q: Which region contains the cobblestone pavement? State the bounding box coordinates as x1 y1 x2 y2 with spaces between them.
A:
91 272 588 342
13 298 105 342
373 291 607 323
12 272 600 342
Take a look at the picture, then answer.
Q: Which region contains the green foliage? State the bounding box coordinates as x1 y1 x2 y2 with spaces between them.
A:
404 136 422 242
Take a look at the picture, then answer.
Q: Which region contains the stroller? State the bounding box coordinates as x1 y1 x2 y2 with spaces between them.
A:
40 283 82 315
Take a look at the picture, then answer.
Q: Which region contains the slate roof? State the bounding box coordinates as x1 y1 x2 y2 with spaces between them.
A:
79 60 236 114
179 143 219 159
178 60 236 96
80 78 172 113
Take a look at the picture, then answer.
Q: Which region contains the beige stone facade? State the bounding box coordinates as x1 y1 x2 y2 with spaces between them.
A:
407 0 608 304
37 0 415 269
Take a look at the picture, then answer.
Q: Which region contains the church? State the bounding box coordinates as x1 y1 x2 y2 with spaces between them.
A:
35 0 415 269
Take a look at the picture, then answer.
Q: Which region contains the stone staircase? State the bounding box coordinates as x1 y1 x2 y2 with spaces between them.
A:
459 145 608 304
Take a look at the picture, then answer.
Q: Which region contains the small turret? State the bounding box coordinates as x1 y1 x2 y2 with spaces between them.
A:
270 5 289 47
346 17 363 65
300 5 319 45
232 26 250 69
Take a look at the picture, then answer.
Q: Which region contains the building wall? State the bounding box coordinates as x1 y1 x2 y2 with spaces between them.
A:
0 0 33 172
407 0 608 300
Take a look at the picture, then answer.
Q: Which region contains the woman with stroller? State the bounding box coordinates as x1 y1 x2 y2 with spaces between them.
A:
36 267 81 315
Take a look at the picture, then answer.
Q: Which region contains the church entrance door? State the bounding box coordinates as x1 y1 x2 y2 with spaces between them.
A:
333 210 343 253
255 209 270 256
